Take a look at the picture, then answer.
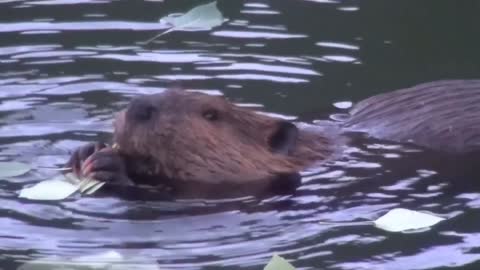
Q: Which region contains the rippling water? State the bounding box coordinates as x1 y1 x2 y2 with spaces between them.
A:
1 0 480 269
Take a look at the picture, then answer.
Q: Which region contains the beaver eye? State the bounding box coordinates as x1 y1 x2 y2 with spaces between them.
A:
203 109 219 121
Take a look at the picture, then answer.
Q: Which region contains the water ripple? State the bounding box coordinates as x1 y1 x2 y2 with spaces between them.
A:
0 21 164 32
0 0 477 269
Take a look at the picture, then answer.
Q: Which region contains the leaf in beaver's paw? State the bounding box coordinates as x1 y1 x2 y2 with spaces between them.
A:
19 175 79 201
264 254 296 270
0 161 31 179
65 173 105 195
85 181 106 195
19 173 106 201
374 208 446 233
142 0 225 44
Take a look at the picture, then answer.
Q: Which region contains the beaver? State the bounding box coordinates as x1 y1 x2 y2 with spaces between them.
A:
67 80 480 196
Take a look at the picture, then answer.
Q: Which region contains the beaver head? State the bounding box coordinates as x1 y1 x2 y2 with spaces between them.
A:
113 90 334 184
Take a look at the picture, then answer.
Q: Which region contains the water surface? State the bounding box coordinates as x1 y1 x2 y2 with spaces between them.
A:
1 0 480 269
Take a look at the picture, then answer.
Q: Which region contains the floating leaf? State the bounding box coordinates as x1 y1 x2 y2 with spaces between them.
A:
374 208 446 233
73 250 123 267
18 250 160 270
19 175 79 201
0 161 31 179
143 1 224 44
264 254 296 270
19 250 122 270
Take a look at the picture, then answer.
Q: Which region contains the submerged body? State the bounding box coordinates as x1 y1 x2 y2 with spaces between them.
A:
68 80 480 197
345 80 480 153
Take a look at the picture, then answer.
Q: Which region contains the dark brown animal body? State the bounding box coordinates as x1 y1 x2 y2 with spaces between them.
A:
68 80 480 196
345 80 480 153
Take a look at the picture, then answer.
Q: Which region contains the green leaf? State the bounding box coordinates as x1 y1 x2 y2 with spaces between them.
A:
19 175 79 201
0 161 31 179
143 1 224 44
374 208 446 233
264 254 296 270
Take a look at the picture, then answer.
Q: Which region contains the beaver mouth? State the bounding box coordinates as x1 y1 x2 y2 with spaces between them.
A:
112 109 161 162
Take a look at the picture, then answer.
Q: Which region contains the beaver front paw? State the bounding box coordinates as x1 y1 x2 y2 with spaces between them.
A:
66 142 133 185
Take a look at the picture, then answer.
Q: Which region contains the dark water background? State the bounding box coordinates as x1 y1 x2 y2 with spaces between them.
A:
1 0 480 269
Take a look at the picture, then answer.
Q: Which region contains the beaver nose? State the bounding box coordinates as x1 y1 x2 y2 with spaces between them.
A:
127 97 156 121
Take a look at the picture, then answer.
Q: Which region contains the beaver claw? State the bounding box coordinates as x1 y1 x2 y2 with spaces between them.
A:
66 142 133 185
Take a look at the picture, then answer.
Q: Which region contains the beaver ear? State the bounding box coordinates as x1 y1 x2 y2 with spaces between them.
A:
269 121 299 155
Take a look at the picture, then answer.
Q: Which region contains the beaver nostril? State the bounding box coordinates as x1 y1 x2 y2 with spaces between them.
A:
137 105 156 121
128 99 156 121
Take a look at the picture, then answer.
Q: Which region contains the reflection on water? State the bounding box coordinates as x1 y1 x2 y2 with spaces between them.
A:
1 0 480 269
